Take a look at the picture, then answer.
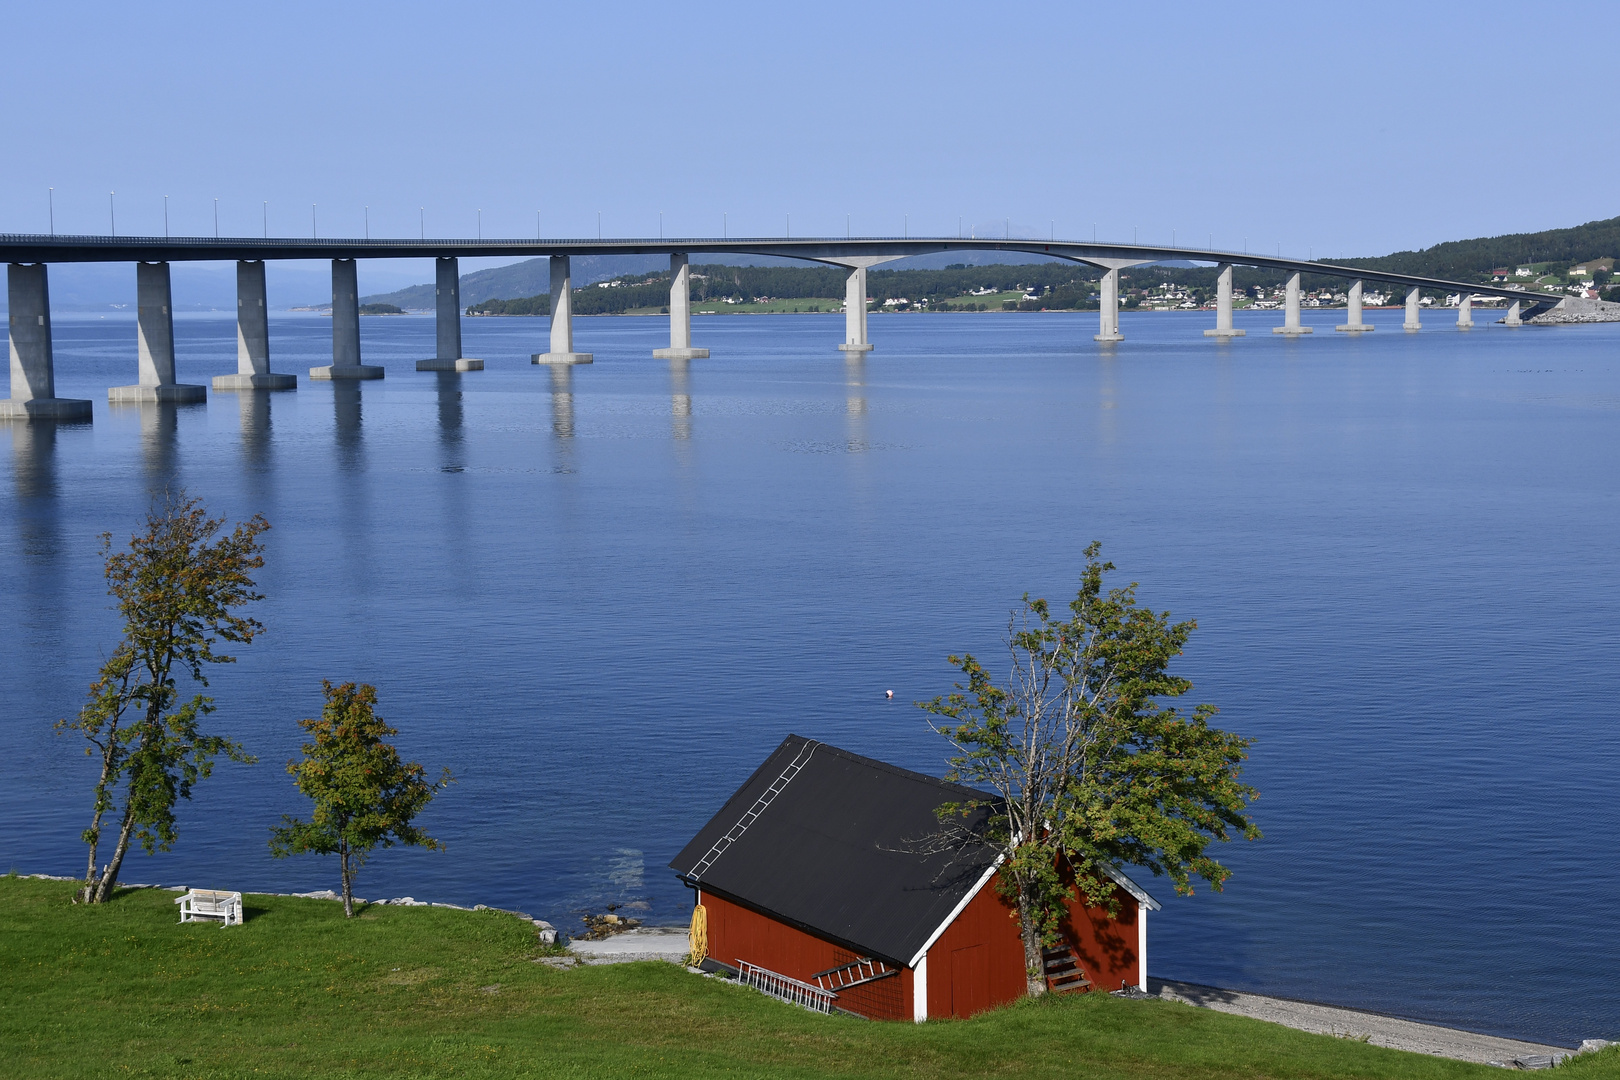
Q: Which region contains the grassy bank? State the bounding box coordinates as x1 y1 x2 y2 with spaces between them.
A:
1 876 1609 1079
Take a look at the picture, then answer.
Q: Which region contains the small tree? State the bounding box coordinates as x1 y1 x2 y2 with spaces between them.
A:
269 682 452 917
58 494 268 904
921 543 1260 997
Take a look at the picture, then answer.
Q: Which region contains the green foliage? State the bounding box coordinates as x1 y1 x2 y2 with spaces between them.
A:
269 681 451 916
922 544 1259 983
358 302 405 315
0 875 1515 1080
1339 215 1620 284
57 494 267 903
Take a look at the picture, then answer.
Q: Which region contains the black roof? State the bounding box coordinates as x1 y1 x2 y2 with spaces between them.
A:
669 735 1000 966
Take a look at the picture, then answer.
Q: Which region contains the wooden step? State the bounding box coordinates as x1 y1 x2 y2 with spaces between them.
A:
1042 946 1092 993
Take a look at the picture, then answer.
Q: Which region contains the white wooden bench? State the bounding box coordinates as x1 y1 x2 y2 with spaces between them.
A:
175 889 244 926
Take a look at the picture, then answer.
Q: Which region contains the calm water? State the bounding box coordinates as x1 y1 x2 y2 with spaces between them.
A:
3 305 1617 1047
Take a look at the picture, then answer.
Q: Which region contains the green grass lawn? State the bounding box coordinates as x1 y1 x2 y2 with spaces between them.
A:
2 876 1611 1079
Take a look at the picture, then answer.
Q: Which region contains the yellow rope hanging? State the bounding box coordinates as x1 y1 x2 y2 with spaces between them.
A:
687 904 708 967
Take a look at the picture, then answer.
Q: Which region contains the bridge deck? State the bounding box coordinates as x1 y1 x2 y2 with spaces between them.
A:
0 234 1559 305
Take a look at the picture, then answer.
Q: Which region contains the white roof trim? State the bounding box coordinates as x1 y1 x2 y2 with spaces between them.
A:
907 852 1004 969
1101 863 1161 911
905 856 1161 969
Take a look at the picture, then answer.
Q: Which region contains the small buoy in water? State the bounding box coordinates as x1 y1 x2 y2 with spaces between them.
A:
885 690 894 700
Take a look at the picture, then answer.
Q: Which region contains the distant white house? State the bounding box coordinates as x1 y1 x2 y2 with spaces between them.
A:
1515 267 1534 277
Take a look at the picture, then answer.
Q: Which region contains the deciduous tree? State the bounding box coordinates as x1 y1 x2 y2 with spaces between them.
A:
59 494 268 903
921 543 1259 997
269 682 452 917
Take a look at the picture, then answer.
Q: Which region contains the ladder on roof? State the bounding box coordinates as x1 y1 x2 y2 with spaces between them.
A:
1043 945 1092 994
812 957 896 993
687 740 818 882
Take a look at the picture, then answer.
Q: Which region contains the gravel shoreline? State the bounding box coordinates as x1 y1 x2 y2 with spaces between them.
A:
1149 978 1603 1068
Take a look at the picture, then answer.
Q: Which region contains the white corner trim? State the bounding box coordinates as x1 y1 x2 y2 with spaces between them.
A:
908 853 1005 969
912 954 928 1022
1101 862 1161 911
1137 900 1148 992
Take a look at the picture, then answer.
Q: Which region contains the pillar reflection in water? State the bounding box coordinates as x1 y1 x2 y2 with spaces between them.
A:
845 355 868 452
9 421 68 653
135 402 180 491
11 420 59 502
1097 351 1120 449
435 372 465 472
549 365 575 473
11 421 62 569
669 360 692 442
549 365 574 439
237 390 272 471
333 384 364 470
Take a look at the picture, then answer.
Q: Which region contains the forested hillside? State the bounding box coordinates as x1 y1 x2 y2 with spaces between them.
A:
1344 216 1620 280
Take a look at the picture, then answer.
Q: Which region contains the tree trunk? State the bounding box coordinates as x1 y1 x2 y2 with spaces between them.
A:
79 738 122 903
340 843 354 919
80 815 101 904
1016 882 1047 997
91 803 138 904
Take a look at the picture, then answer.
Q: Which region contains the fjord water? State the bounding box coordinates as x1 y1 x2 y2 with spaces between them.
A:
3 306 1617 1047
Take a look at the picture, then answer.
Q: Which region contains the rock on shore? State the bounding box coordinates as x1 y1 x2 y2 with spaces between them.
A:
1527 297 1620 324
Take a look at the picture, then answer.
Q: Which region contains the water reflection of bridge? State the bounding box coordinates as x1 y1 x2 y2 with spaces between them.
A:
0 234 1567 422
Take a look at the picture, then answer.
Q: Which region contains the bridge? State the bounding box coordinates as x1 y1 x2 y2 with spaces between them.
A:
0 233 1567 421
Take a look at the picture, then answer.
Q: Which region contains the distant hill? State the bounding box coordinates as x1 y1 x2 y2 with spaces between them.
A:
361 249 1073 309
1343 216 1620 281
315 216 1620 311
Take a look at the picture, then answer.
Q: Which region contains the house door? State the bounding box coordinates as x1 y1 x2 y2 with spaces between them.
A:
950 943 989 1018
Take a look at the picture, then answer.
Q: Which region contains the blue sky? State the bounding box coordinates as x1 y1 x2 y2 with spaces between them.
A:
5 1 1616 263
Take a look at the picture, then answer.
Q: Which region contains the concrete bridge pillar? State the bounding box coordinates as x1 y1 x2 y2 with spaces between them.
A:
1204 263 1245 337
2 263 91 421
111 262 206 403
1094 268 1123 342
1336 280 1373 332
419 257 483 371
654 253 708 359
1504 299 1523 327
533 255 592 364
1403 287 1422 332
312 259 384 379
214 261 297 391
1273 271 1311 335
839 265 873 352
1457 294 1474 329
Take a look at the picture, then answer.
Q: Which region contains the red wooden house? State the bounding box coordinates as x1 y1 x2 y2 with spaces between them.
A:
670 735 1159 1021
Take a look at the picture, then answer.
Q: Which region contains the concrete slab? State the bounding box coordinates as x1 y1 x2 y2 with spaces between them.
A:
1203 329 1247 337
214 373 297 391
653 348 709 360
1334 324 1375 333
566 927 689 965
531 353 593 365
1149 978 1575 1066
108 384 207 404
310 365 385 380
1272 326 1314 335
0 397 93 421
837 343 874 353
417 358 484 372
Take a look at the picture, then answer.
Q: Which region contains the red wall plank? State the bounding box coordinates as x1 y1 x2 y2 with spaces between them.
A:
923 873 1141 1019
698 890 911 1021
